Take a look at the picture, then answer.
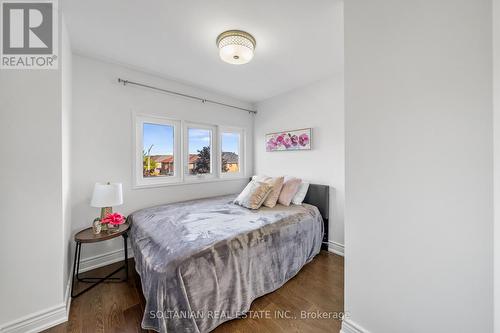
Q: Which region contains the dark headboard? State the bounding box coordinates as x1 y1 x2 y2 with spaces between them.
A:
249 178 329 251
303 184 329 251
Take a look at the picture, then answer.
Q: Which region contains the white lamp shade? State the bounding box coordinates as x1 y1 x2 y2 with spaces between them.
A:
90 183 123 207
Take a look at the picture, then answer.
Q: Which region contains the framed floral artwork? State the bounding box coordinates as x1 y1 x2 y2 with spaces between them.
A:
266 128 312 152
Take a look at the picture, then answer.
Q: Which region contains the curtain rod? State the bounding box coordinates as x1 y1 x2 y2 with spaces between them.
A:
117 78 257 115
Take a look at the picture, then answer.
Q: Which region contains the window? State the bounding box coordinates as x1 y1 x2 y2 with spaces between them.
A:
220 129 243 176
134 115 245 187
188 128 212 175
184 123 216 179
143 123 175 177
135 115 181 186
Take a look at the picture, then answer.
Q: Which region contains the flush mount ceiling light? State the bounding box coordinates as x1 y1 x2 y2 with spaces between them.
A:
216 30 256 65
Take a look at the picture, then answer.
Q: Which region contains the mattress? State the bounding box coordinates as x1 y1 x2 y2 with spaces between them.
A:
128 194 324 333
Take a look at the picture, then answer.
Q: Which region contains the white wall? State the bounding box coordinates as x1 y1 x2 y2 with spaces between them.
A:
344 1 493 333
61 16 73 296
0 69 64 326
0 50 64 333
254 76 345 250
71 54 254 261
0 14 72 332
494 1 500 332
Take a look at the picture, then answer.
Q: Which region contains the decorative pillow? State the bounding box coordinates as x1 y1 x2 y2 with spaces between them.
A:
292 181 310 205
252 175 270 182
261 176 285 208
234 180 272 210
278 177 302 206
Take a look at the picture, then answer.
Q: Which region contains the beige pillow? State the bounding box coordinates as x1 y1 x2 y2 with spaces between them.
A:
234 180 272 210
278 177 302 206
260 176 284 208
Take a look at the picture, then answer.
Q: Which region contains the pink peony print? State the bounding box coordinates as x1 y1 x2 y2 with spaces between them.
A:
282 135 292 148
299 133 309 146
266 138 278 151
266 129 311 151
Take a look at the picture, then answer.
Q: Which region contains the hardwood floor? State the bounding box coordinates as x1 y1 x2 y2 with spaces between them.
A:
45 251 344 333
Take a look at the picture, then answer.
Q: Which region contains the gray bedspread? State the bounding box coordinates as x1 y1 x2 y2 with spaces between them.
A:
128 194 324 333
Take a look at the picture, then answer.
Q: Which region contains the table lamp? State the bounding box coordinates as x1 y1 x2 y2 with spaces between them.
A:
91 182 123 223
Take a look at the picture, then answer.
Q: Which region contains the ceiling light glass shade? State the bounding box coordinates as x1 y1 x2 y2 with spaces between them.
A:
216 30 256 65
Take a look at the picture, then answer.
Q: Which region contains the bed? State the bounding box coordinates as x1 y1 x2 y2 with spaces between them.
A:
128 183 329 333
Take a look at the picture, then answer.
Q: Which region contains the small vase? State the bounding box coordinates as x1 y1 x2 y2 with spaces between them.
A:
92 218 102 234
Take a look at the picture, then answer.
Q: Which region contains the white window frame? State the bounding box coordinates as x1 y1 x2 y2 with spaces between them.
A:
133 114 248 188
134 114 182 187
183 122 218 181
219 126 245 179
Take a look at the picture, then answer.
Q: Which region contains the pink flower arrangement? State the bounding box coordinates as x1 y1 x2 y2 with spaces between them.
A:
101 212 126 225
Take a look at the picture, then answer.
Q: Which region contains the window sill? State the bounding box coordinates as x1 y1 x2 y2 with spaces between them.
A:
132 176 249 190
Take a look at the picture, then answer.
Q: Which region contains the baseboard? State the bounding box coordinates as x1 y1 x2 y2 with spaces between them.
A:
327 240 344 256
341 319 370 333
78 246 134 273
0 245 132 333
0 279 72 333
64 275 72 321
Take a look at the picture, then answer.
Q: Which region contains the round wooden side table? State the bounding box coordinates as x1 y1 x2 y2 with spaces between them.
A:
70 223 130 298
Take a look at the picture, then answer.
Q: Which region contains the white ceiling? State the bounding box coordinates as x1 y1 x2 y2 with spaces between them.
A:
63 0 343 103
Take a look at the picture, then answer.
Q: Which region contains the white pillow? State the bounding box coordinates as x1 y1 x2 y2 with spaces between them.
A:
292 181 310 205
252 175 269 182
